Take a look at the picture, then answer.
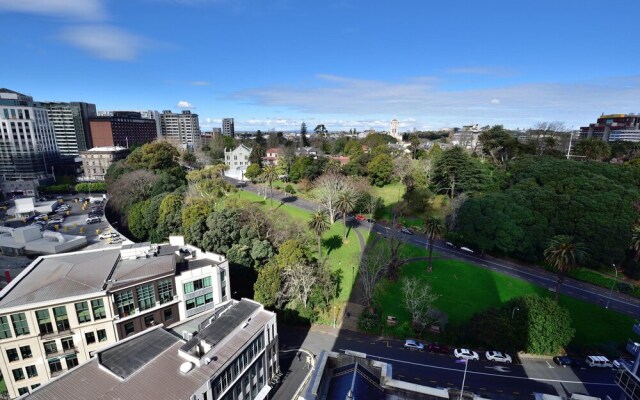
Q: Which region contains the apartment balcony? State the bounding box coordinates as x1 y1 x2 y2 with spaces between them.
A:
45 346 78 359
40 329 74 339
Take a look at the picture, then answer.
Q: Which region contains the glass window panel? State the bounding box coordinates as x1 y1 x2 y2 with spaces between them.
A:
75 302 91 324
91 299 106 320
11 313 30 336
6 348 18 362
136 284 156 311
0 316 13 339
158 279 173 304
53 307 69 331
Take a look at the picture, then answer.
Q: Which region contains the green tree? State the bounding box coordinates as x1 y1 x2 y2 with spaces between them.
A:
575 138 611 161
126 141 180 171
367 154 393 187
300 122 310 147
432 146 482 198
335 190 357 241
156 193 184 240
249 145 265 167
478 125 520 166
260 165 279 209
629 226 640 262
314 124 328 136
544 235 587 302
409 134 420 159
201 209 242 254
244 164 262 181
308 210 330 258
128 200 150 241
181 198 214 236
424 217 444 272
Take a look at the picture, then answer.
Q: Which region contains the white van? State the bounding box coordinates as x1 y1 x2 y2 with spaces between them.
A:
585 355 612 368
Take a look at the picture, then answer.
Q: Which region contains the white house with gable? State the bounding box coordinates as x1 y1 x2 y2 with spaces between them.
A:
224 144 252 180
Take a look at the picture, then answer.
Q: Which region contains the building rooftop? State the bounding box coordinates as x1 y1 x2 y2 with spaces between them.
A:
84 146 128 152
0 248 120 309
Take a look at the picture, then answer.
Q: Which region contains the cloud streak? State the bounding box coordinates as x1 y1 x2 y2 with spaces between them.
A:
0 0 106 20
232 74 640 128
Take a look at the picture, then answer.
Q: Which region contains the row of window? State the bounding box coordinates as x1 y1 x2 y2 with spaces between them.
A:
212 334 265 397
16 384 40 397
0 299 107 340
2 108 31 120
185 292 213 311
217 357 265 400
12 364 38 382
183 277 212 294
5 345 32 362
114 279 173 318
122 308 173 337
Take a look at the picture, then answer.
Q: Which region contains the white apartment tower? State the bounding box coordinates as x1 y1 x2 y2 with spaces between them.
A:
36 102 96 156
222 118 235 136
160 110 202 150
390 119 401 141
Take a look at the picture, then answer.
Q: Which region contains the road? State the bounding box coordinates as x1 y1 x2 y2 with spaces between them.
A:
226 176 640 319
278 324 621 399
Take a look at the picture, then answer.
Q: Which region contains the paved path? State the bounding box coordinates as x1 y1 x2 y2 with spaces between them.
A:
226 176 640 319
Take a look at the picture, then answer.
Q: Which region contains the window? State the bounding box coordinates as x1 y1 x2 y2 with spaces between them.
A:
221 285 227 300
183 281 194 294
6 348 19 362
91 299 106 320
48 359 62 374
12 368 25 381
203 276 212 287
124 322 135 336
85 332 96 345
186 299 196 310
158 279 173 304
18 387 29 396
144 315 154 327
61 337 74 351
136 284 156 311
31 384 40 390
53 307 70 332
25 365 37 378
0 316 12 339
184 277 212 294
66 355 78 369
205 292 214 304
11 313 30 336
114 290 135 317
20 346 32 359
43 341 57 356
97 329 107 342
163 308 173 322
75 302 91 324
220 269 226 284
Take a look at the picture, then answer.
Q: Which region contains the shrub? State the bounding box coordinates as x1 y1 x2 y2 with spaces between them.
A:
357 310 380 333
284 184 295 194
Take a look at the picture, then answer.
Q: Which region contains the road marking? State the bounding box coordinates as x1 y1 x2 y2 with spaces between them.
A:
545 361 554 369
398 374 405 378
414 377 421 381
358 352 618 386
430 380 438 384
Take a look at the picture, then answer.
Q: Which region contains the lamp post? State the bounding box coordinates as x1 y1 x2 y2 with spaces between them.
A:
458 359 469 400
511 307 520 320
332 306 337 329
606 264 619 309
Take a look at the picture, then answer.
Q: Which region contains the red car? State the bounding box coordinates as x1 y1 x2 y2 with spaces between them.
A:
355 214 366 221
427 343 450 354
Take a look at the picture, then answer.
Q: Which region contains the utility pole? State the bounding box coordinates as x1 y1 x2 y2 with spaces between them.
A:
566 131 575 160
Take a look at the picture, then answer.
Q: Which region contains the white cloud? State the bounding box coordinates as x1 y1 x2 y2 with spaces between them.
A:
0 0 106 20
232 74 640 129
490 98 500 104
177 100 195 109
446 66 512 76
58 25 147 61
190 81 210 86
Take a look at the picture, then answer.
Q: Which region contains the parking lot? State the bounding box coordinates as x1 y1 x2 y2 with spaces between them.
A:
2 195 123 250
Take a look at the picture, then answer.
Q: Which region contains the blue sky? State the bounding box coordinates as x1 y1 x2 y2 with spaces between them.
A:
2 0 639 132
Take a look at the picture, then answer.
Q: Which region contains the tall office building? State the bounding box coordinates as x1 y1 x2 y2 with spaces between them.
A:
0 89 58 196
36 102 96 156
390 119 401 141
580 113 640 142
160 110 201 150
97 110 162 140
222 118 235 137
89 112 158 148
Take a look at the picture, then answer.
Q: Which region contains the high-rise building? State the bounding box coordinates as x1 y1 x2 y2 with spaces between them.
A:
390 119 401 141
222 118 235 137
580 113 640 142
160 110 201 150
89 112 158 148
36 102 96 156
0 238 231 398
97 110 162 140
0 89 58 196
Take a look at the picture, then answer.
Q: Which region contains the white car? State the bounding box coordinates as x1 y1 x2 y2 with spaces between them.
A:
99 232 118 240
460 246 474 253
445 241 455 247
47 218 64 225
454 348 479 360
485 351 512 363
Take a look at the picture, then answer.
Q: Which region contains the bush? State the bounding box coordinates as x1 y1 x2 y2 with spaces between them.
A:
75 182 107 193
357 310 380 333
38 184 74 194
284 184 295 194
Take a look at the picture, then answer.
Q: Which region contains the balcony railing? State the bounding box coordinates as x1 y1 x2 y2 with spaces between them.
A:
40 329 74 339
45 346 77 358
186 301 216 318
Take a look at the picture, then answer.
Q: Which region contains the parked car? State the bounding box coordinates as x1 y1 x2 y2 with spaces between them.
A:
86 216 101 224
109 237 124 244
454 348 479 360
553 356 573 367
34 214 47 221
355 214 366 221
47 218 64 225
586 355 612 368
460 246 474 254
445 241 455 247
404 339 425 351
400 227 414 235
99 232 119 240
427 343 450 354
485 351 512 363
613 359 634 370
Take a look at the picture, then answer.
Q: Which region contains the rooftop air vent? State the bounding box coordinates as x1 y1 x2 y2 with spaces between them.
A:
179 362 194 374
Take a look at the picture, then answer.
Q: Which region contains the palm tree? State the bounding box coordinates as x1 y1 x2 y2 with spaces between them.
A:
308 210 330 258
424 217 444 272
260 165 279 209
335 191 357 242
629 226 640 262
544 235 587 302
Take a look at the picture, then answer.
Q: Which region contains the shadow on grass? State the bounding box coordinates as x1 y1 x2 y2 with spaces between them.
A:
323 235 343 255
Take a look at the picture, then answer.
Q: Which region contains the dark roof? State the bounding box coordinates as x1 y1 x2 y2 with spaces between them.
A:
99 328 179 379
0 88 25 95
180 299 260 353
327 362 384 400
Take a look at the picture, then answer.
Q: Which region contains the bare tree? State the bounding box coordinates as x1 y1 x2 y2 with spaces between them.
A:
403 277 440 335
529 122 567 155
313 173 362 224
445 192 468 231
109 170 160 212
393 156 413 196
358 242 391 308
282 263 317 309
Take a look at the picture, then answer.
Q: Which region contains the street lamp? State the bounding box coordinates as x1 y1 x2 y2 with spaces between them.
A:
606 264 619 309
511 307 520 320
457 359 469 400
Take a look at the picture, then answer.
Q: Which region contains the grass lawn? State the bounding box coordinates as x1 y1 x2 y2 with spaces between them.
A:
0 377 5 394
374 245 635 351
229 189 366 305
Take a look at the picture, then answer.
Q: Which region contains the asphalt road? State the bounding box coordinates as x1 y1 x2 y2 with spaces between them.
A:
226 177 640 320
278 324 621 400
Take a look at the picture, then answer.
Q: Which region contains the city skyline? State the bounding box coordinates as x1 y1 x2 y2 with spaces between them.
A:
2 0 639 131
